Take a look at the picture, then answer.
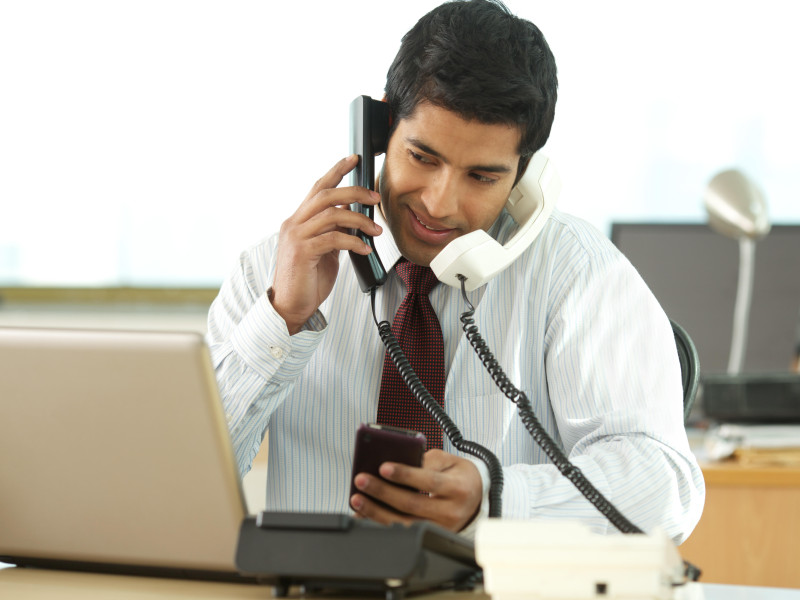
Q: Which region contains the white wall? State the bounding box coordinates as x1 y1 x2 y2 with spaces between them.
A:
1 0 797 286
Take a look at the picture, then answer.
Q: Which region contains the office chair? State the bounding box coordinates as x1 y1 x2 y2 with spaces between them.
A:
670 319 700 422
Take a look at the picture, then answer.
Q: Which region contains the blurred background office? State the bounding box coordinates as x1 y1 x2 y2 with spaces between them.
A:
2 2 799 587
1 0 797 286
1 0 799 375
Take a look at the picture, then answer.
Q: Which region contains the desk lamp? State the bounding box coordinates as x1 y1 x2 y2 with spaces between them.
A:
703 169 770 374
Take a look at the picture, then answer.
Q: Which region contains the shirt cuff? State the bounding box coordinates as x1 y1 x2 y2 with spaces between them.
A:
230 289 326 382
458 457 492 540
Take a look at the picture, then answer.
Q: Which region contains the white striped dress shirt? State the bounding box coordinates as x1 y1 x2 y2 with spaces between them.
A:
207 208 705 543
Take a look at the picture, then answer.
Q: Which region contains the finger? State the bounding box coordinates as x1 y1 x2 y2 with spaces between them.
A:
295 185 381 225
349 491 417 527
373 463 479 531
299 204 383 240
307 155 359 199
305 230 376 257
281 224 377 261
379 460 450 496
353 472 434 520
279 202 382 262
421 449 452 470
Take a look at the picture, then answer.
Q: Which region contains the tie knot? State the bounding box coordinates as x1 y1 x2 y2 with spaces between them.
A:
396 261 439 296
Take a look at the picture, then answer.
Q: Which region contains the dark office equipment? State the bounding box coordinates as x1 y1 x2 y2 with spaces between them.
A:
611 223 800 375
235 512 478 600
702 373 800 423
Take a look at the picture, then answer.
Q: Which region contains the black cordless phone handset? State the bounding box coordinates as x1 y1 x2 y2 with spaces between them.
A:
348 95 391 293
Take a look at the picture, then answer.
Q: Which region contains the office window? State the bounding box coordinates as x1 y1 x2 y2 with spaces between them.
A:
1 1 798 286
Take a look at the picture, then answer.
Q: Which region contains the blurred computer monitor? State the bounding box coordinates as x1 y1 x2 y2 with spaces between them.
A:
611 223 800 375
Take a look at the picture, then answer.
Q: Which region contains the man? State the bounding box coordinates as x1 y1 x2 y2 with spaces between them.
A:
208 0 704 542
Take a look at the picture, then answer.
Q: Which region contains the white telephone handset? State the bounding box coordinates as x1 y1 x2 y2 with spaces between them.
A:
431 152 561 291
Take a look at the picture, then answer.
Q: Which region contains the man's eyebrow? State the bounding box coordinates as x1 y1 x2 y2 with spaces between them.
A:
405 137 514 174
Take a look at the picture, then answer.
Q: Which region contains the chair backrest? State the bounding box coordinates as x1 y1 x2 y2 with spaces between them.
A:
670 319 700 422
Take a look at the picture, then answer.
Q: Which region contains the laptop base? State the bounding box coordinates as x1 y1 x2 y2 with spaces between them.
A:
0 554 262 584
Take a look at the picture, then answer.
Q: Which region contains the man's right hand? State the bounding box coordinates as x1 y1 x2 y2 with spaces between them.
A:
270 155 383 335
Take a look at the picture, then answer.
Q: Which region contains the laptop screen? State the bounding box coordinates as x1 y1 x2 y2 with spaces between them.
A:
0 327 247 575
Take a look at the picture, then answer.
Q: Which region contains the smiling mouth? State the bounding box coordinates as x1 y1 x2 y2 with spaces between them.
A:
413 212 450 232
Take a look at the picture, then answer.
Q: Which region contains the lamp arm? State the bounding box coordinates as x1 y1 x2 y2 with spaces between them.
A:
728 238 755 374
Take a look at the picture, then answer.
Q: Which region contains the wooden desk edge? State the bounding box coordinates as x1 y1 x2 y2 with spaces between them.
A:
699 460 800 487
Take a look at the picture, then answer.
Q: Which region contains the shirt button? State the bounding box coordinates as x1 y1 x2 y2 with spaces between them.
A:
269 346 285 359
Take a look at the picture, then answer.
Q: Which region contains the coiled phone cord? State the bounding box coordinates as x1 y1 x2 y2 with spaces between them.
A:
454 276 641 534
370 288 505 519
455 275 702 583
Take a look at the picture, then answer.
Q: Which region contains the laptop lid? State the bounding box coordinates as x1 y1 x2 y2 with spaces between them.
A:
0 327 247 576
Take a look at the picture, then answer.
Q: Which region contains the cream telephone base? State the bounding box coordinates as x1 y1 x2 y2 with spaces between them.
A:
476 520 700 600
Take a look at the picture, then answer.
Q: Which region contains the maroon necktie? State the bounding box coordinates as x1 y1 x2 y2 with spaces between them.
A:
377 260 445 449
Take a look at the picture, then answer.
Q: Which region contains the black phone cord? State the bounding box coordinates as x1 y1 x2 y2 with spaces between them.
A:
370 288 504 519
456 275 642 534
456 276 701 582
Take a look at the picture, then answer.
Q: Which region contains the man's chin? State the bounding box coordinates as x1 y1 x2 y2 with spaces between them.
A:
397 244 438 268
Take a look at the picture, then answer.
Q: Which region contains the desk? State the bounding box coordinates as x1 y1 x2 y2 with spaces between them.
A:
679 460 800 588
1 566 799 600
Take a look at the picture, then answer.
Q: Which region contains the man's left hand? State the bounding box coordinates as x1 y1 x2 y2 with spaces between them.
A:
349 449 483 532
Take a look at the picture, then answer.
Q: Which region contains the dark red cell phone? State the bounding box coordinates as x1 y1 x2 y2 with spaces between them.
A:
349 423 426 509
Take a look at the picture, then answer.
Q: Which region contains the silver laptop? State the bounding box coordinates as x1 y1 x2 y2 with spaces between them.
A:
0 326 248 579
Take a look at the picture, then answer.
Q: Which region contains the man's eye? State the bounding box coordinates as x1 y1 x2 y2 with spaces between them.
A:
409 150 432 164
471 173 496 184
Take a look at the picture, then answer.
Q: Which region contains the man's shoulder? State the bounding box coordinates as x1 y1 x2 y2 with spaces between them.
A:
545 209 613 248
524 209 620 268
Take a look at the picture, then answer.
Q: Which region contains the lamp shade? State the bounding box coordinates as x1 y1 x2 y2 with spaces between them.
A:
704 169 770 240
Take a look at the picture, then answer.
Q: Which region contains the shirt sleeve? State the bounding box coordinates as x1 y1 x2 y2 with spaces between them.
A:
497 249 705 544
206 236 328 477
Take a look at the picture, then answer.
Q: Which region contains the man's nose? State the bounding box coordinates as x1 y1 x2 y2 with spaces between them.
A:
421 170 460 219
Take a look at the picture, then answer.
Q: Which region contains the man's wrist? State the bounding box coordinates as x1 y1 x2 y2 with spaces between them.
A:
267 287 304 335
267 287 327 335
458 457 492 539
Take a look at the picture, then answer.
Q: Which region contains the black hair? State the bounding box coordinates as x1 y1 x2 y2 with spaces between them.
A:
385 0 558 180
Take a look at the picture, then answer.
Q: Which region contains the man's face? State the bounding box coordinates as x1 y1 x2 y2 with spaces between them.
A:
379 102 522 267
